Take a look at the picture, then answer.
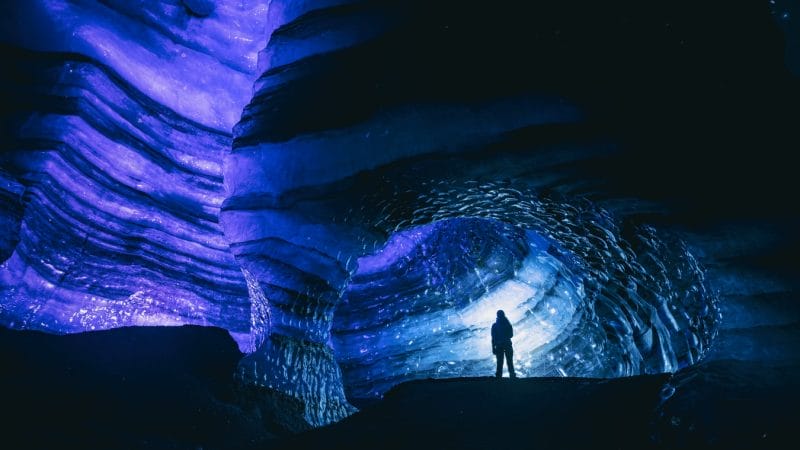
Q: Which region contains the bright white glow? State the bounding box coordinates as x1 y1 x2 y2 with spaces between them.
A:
438 246 582 376
458 279 536 326
335 230 587 393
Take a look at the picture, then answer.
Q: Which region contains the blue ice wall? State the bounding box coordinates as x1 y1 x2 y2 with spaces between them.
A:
334 209 716 399
1 0 796 430
222 0 723 423
0 0 270 346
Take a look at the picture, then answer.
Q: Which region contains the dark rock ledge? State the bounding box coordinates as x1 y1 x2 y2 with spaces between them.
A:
3 325 797 450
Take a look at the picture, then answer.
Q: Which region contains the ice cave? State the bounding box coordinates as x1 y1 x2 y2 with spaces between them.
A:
1 1 798 449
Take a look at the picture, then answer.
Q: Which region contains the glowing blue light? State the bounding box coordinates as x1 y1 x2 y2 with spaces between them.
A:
334 219 589 397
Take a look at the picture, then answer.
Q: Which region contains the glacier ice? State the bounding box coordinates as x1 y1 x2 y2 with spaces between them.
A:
10 0 793 430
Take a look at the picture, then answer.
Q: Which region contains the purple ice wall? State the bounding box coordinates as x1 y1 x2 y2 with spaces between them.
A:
2 0 795 432
0 0 270 347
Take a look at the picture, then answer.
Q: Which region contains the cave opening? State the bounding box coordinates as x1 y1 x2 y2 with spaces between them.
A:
334 217 586 400
332 210 718 403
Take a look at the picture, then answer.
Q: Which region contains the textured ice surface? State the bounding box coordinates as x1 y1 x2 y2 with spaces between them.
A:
0 0 270 347
332 187 718 399
5 0 794 431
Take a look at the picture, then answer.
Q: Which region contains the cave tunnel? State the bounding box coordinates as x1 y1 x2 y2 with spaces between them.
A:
1 0 798 449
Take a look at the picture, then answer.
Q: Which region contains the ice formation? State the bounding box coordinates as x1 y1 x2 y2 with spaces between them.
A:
5 0 795 428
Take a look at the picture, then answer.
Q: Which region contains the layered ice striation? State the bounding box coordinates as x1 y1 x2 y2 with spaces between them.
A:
332 180 718 399
0 0 270 346
8 0 791 431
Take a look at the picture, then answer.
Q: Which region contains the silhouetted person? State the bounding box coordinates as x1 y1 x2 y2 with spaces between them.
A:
491 310 516 379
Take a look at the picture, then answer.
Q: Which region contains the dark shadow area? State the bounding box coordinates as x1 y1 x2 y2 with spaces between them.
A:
282 362 799 450
287 374 670 450
2 326 798 449
0 325 282 450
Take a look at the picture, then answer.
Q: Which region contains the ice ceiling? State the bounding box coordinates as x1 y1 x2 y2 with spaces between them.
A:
13 0 792 428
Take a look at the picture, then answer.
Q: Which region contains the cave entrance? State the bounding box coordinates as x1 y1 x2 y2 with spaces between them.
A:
330 217 585 402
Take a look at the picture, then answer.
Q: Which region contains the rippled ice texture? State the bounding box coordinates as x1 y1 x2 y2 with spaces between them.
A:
332 180 719 399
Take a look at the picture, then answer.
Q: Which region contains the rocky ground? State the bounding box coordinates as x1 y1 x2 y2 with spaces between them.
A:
2 325 797 449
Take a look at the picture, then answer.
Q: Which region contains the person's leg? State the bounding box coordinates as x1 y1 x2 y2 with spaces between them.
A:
496 349 504 378
506 346 516 378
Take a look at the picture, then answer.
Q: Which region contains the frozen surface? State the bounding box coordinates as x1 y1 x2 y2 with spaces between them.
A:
1 0 796 430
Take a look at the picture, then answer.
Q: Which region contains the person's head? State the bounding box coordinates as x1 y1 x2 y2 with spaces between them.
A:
496 310 506 320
